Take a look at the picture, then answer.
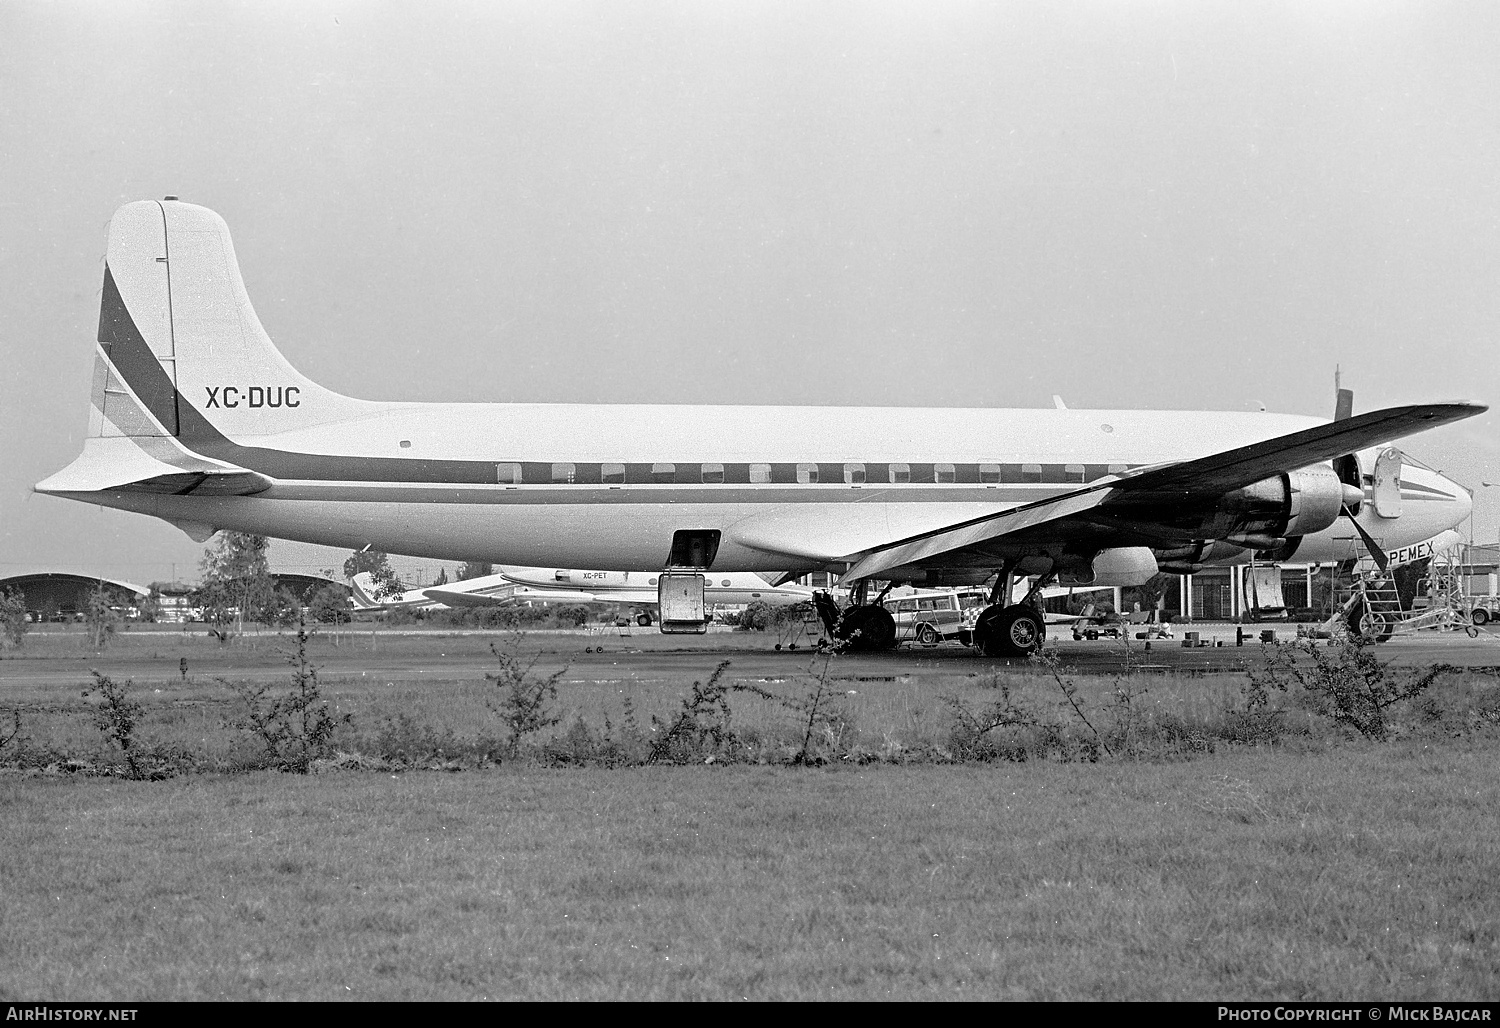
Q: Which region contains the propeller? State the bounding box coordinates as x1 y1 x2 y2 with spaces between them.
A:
1342 503 1389 572
1332 383 1389 572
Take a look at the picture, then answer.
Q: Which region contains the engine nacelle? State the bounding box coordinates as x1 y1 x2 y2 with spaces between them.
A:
1057 546 1159 587
1283 464 1353 537
1204 464 1352 541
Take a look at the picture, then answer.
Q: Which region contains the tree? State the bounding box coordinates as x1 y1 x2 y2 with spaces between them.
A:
0 589 29 648
85 582 118 649
738 600 774 631
195 533 276 640
307 584 352 624
459 561 494 582
342 549 404 600
137 586 163 624
432 567 449 586
266 586 302 628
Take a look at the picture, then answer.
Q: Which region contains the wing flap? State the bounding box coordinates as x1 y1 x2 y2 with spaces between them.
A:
844 489 1114 580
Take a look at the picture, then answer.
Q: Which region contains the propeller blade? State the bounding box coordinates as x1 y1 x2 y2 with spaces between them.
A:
1342 506 1388 572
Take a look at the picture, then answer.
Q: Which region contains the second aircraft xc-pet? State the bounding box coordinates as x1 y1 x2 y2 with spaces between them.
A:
37 199 1484 654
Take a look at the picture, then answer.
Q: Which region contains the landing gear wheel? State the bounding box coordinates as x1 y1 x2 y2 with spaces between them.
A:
834 605 898 651
916 623 942 647
974 604 1046 658
1471 608 1489 627
1346 601 1393 644
636 612 653 627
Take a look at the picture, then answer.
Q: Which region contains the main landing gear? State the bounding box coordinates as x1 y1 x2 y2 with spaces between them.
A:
970 566 1049 658
834 604 897 651
973 604 1046 658
813 583 898 651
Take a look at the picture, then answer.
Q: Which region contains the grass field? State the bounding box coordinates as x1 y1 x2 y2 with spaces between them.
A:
4 748 1499 1000
2 627 1499 1000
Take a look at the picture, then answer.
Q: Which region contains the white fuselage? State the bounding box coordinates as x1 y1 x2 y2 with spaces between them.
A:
64 401 1468 573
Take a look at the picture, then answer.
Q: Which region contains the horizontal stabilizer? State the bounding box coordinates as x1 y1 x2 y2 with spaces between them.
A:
35 437 271 496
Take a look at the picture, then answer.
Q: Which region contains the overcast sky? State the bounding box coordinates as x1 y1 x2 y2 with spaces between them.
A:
2 0 1497 586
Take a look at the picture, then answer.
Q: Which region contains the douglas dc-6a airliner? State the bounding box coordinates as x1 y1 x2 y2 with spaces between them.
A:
36 199 1484 655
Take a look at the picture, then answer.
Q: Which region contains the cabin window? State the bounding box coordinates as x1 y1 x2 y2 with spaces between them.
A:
1065 463 1086 483
890 463 910 484
979 463 1001 484
651 462 676 484
749 463 772 483
701 463 725 484
648 577 658 586
844 463 866 485
721 579 731 587
1022 463 1042 483
551 462 576 484
797 463 819 484
935 463 955 484
495 462 521 485
1108 463 1128 475
601 463 625 484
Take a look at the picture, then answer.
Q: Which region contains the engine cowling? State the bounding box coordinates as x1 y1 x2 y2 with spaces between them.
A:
1057 546 1159 587
1202 464 1352 542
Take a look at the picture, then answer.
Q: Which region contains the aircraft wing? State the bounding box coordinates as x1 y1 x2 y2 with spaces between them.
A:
1099 403 1477 495
421 584 603 607
844 402 1483 581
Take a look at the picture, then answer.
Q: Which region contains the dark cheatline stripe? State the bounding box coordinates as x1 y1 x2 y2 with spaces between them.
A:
98 264 1139 489
97 267 178 436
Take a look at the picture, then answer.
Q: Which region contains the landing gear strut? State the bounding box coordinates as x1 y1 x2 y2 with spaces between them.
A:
811 583 899 651
970 565 1051 658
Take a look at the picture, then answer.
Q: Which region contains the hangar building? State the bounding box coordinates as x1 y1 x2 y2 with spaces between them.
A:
0 571 148 620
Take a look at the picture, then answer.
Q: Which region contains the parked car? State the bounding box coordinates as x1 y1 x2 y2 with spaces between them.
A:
1468 596 1500 626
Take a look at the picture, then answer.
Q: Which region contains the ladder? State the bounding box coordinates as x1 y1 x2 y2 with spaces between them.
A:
1390 547 1477 637
1322 551 1477 641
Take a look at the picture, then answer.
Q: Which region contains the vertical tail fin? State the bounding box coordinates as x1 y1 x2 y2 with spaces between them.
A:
89 198 371 448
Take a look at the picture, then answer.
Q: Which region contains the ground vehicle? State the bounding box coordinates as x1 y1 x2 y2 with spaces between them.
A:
886 588 988 646
1468 596 1500 626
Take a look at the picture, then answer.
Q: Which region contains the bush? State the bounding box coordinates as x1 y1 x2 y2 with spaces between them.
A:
81 672 147 778
0 589 29 648
223 617 350 771
1248 637 1457 741
485 634 567 760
